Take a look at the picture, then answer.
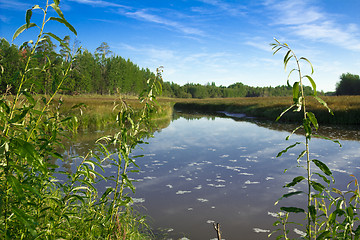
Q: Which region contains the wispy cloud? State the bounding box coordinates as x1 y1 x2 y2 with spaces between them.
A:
124 9 204 36
265 0 360 51
0 14 9 22
0 0 30 10
197 0 246 16
68 0 129 9
69 0 204 36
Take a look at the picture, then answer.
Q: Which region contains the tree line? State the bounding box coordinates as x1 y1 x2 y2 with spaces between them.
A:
1 37 359 97
0 37 156 95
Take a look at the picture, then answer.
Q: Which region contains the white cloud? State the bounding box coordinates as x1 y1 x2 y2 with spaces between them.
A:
197 0 246 16
291 22 360 51
264 0 360 52
124 9 204 36
68 0 129 9
0 0 30 10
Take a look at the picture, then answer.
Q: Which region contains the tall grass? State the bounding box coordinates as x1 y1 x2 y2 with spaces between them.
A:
172 95 360 125
0 1 161 239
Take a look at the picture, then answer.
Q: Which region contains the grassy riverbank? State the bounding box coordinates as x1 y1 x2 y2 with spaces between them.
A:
171 96 360 125
54 94 173 130
54 95 360 127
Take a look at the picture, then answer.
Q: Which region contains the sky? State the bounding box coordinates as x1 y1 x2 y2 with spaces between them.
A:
1 0 360 92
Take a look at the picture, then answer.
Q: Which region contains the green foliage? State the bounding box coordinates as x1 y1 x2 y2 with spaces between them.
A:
269 39 360 240
0 1 159 239
161 81 316 99
336 73 360 95
1 39 156 96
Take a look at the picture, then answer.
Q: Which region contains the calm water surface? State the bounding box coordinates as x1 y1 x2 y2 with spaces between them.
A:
63 113 360 240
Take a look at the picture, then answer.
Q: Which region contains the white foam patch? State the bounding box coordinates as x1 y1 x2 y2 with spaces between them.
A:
186 178 192 181
206 220 215 224
332 168 348 173
220 154 229 158
229 159 237 162
266 177 275 180
194 185 202 190
268 211 285 218
208 148 216 151
246 158 259 162
132 198 145 203
294 228 306 237
215 179 225 182
253 228 270 233
144 176 156 180
144 153 156 157
208 184 226 188
245 180 260 184
215 164 247 172
188 208 193 211
171 146 186 150
176 190 191 195
197 198 209 202
239 173 254 176
166 184 173 189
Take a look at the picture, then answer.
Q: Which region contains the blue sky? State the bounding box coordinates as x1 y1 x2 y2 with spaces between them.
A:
1 0 360 92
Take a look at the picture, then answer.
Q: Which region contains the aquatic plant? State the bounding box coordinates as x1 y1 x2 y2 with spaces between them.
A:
270 39 360 239
0 1 160 238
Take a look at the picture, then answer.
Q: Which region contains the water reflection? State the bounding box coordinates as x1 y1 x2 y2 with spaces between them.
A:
61 112 360 240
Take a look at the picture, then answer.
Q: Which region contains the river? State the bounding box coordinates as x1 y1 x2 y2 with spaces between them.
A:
62 111 360 239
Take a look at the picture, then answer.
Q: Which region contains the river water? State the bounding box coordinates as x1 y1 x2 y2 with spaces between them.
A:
62 112 360 239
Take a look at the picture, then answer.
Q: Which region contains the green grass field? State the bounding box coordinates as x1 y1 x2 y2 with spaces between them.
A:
56 95 360 127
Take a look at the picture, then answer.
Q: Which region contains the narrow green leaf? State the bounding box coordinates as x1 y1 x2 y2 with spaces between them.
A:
8 175 24 199
306 112 318 130
280 207 305 213
100 187 114 201
53 0 60 6
48 17 77 35
346 206 354 218
313 134 341 147
286 68 297 83
314 95 333 115
286 125 303 140
311 181 325 192
12 23 38 41
292 81 299 103
283 50 291 64
300 57 314 74
277 191 303 202
303 75 316 95
50 3 64 19
44 32 63 43
284 55 293 71
276 104 295 122
284 176 305 188
273 46 282 55
277 142 301 157
313 172 331 185
303 118 312 138
312 159 332 176
26 9 33 28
